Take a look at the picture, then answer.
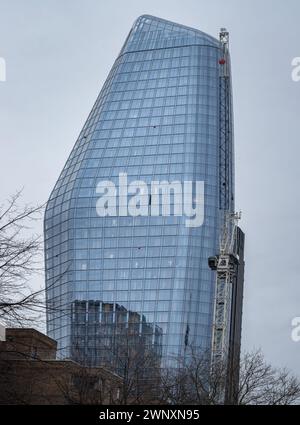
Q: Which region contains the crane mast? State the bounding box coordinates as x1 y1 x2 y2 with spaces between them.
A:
218 28 232 213
208 28 241 403
209 211 241 367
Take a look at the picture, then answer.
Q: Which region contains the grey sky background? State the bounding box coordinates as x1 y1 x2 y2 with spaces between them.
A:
0 0 299 374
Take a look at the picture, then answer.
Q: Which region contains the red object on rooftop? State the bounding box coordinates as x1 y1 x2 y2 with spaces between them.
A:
219 58 226 65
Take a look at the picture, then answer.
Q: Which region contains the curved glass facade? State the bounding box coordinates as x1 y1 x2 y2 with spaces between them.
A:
44 15 234 367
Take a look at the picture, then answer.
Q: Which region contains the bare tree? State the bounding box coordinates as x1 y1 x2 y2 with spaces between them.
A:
52 363 121 405
0 191 44 325
103 328 162 405
159 348 224 405
159 348 300 405
237 350 300 405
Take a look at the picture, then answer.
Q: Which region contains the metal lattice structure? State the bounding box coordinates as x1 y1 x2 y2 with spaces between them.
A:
210 212 241 364
208 30 239 400
209 28 238 366
207 29 245 404
219 28 233 213
208 211 241 403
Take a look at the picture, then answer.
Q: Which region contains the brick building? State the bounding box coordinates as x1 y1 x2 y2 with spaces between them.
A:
0 327 122 404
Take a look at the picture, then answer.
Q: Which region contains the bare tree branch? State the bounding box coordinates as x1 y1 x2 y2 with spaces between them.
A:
0 191 45 325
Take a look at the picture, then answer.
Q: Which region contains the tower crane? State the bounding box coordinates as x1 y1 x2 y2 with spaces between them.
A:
208 211 241 369
207 28 242 403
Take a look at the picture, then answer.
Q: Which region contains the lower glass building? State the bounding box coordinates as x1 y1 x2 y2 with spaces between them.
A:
44 15 236 368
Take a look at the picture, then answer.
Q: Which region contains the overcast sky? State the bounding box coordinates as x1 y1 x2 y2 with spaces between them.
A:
0 0 299 375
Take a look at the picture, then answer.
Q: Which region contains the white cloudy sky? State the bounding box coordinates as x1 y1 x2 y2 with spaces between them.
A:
0 0 300 375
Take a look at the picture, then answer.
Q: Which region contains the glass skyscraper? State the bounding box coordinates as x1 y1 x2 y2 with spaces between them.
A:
44 15 236 368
